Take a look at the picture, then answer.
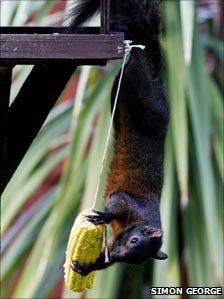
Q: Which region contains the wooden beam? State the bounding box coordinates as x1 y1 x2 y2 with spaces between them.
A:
101 0 110 34
0 67 12 195
0 32 124 64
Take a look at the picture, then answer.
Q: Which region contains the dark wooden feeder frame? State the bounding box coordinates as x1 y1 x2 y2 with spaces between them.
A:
0 0 125 194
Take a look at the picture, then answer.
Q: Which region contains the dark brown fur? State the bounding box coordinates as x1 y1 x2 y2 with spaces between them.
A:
70 0 169 276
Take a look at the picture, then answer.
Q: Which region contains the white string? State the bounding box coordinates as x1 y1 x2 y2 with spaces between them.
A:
104 226 110 263
90 40 145 263
91 40 145 209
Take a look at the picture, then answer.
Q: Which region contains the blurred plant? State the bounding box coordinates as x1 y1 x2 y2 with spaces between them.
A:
1 1 223 299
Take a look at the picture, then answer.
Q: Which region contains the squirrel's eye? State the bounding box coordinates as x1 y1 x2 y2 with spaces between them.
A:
130 237 139 244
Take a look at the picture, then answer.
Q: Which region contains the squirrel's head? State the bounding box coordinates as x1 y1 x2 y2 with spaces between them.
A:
109 224 168 264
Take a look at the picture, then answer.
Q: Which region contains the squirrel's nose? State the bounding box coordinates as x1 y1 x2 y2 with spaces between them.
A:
109 247 121 261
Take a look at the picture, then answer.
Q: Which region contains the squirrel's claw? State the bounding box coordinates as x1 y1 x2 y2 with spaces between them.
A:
86 210 113 224
70 261 90 277
86 210 108 224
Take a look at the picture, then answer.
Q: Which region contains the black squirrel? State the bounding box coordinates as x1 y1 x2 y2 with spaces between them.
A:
69 0 169 276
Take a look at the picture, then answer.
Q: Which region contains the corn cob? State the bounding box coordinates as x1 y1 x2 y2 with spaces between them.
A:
64 209 104 293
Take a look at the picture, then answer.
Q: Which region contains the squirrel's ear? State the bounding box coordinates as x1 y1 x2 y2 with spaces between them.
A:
144 227 162 238
153 250 168 260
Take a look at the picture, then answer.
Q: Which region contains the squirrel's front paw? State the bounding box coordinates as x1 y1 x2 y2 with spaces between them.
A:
70 261 91 277
86 210 113 225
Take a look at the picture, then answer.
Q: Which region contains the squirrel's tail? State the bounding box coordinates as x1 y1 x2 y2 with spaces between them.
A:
69 0 100 30
69 0 161 44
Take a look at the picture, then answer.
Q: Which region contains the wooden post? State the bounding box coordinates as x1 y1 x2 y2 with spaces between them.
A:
0 67 12 195
101 0 110 34
3 63 77 192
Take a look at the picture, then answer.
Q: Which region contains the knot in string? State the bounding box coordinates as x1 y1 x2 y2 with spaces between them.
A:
124 40 146 53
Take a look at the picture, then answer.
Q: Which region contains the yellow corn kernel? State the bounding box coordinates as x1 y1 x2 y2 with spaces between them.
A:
64 209 104 293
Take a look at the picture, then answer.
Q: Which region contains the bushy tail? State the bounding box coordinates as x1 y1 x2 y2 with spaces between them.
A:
69 0 161 44
69 0 100 30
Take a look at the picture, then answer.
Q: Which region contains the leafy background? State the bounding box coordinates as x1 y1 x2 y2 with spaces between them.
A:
1 1 223 298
